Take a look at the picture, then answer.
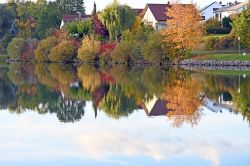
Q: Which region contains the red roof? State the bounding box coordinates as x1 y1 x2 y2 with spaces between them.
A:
142 3 195 21
147 4 170 21
62 14 91 22
133 8 144 16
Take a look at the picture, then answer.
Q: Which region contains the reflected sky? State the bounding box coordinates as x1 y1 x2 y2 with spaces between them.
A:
0 102 249 166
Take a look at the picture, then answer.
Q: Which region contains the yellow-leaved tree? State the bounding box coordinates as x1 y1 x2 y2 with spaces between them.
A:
163 3 204 60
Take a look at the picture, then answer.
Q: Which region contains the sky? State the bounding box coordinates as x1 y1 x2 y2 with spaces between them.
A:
0 103 250 166
0 0 244 14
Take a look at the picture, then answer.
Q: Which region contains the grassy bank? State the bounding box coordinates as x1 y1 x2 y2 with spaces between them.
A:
192 54 250 61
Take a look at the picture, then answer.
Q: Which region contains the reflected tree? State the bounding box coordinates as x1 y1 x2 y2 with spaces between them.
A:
162 72 203 128
99 84 137 119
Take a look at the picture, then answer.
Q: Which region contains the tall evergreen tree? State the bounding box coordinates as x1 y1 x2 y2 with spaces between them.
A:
92 2 97 16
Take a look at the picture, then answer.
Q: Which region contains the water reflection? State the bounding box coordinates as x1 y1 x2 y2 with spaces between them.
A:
0 63 250 126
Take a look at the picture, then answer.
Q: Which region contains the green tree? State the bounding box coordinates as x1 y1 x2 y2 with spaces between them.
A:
232 8 250 47
7 37 26 59
35 1 61 39
142 32 168 62
0 4 15 38
49 40 75 62
0 4 16 53
100 1 135 41
99 85 137 119
34 36 58 61
111 40 142 63
92 2 97 16
222 17 232 28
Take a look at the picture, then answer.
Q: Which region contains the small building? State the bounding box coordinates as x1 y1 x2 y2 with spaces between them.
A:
200 1 223 21
140 3 170 30
140 3 195 31
60 14 91 29
214 1 249 22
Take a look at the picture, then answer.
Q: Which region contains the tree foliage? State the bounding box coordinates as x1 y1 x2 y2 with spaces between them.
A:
34 36 58 61
7 37 26 58
232 8 250 47
205 18 221 29
49 40 75 62
77 37 100 61
99 1 135 41
142 32 168 62
163 4 204 59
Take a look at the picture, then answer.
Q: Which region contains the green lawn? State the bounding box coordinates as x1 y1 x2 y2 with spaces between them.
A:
193 54 250 61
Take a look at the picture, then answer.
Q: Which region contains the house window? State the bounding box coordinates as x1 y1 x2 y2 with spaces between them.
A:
215 13 219 18
213 8 219 11
202 16 205 20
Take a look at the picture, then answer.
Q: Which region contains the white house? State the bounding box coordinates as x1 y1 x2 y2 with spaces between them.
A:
214 1 249 22
140 4 169 30
200 1 223 21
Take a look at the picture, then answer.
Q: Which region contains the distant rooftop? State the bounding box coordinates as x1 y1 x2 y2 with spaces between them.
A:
215 1 249 12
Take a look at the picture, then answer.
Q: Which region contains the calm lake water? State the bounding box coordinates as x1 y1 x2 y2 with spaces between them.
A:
0 63 250 166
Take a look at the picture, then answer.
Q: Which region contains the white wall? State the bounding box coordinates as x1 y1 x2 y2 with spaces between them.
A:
142 7 158 29
201 2 222 21
215 4 249 22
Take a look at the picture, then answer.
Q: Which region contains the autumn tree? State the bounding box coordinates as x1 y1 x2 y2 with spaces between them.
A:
77 37 100 61
34 36 58 61
49 40 75 62
131 16 142 34
163 4 204 59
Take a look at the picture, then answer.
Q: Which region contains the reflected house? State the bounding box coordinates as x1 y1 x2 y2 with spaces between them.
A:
141 96 169 117
203 97 233 113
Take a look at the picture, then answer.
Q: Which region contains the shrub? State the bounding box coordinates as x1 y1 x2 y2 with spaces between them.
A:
20 39 38 61
205 36 220 50
122 29 133 41
142 32 167 62
77 37 100 62
205 18 221 29
215 35 236 49
49 40 75 62
222 17 232 28
206 27 231 34
34 36 58 61
7 38 26 59
111 41 141 63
